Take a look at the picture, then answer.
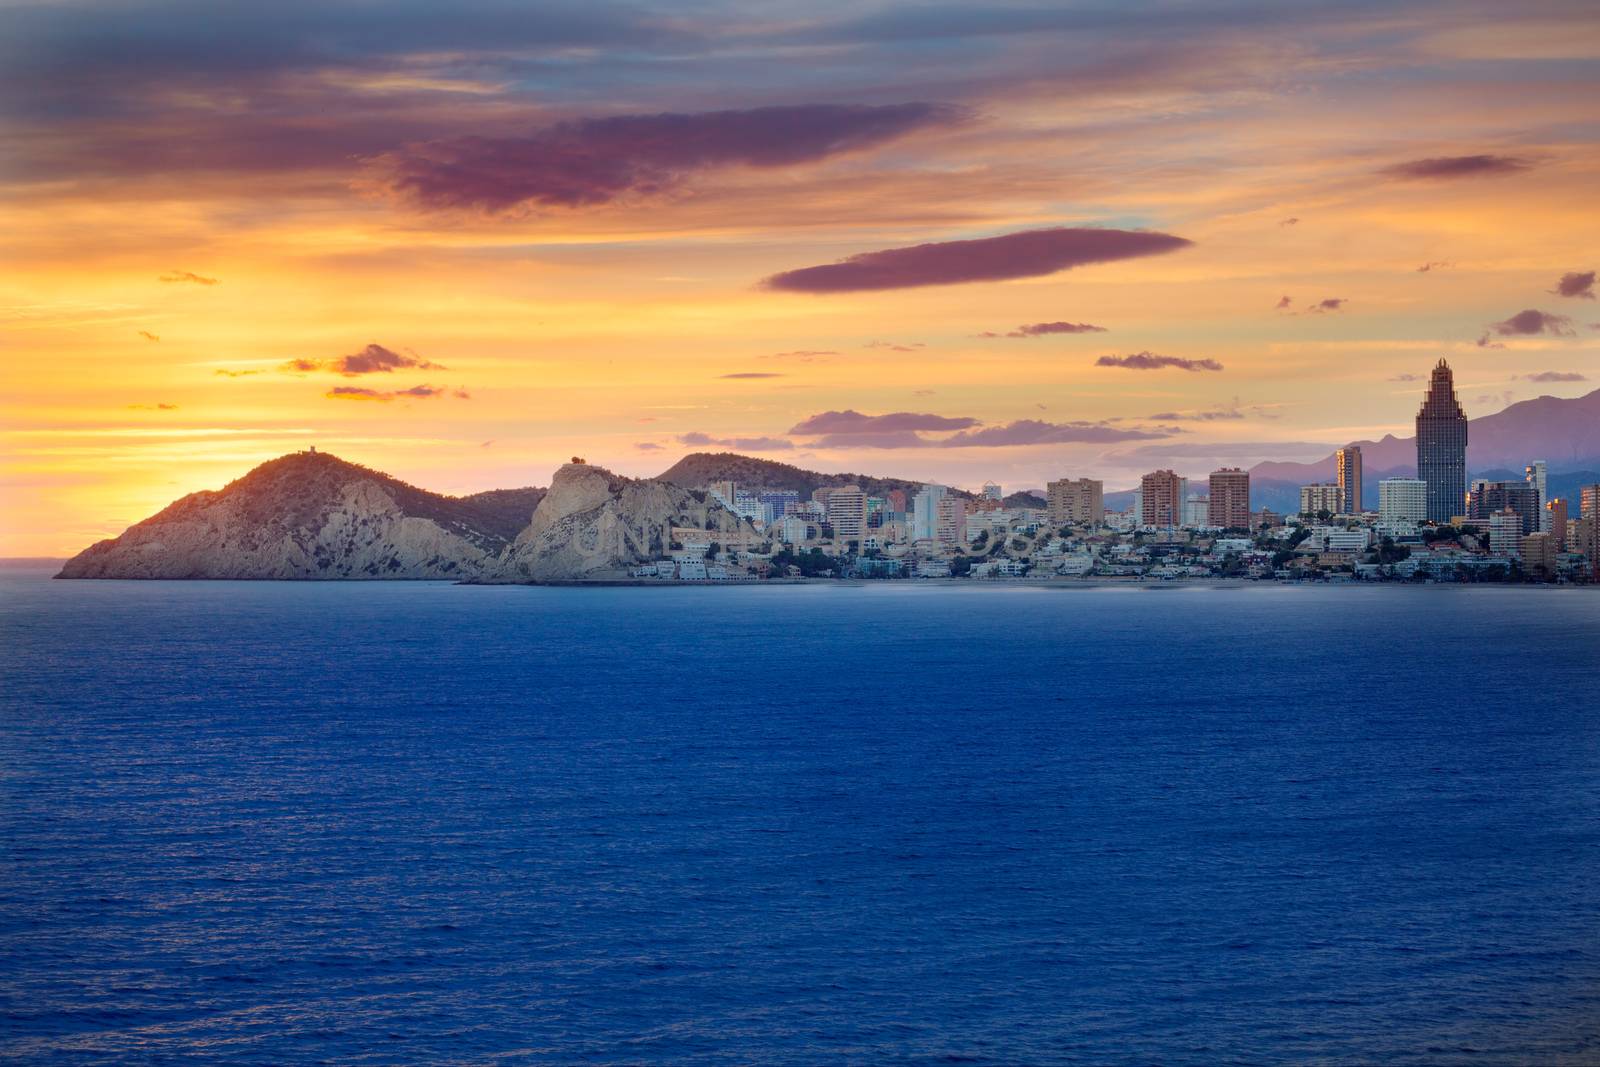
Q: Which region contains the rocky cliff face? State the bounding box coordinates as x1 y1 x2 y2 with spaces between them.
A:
492 462 757 581
57 452 537 580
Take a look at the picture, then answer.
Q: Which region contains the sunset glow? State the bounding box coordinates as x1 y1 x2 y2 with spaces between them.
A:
4 1 1598 555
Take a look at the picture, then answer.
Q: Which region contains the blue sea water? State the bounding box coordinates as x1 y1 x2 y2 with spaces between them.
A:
2 569 1599 1064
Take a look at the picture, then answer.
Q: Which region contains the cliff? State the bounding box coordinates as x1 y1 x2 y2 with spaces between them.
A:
491 462 758 581
56 452 542 580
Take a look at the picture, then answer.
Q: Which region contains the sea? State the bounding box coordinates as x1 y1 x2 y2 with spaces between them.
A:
3 565 1599 1064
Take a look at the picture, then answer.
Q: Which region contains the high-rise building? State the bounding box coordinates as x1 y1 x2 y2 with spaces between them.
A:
934 496 967 545
1336 445 1363 514
1546 498 1569 550
1582 484 1600 520
1488 508 1523 558
1046 477 1104 527
1468 480 1539 535
758 490 800 520
1300 483 1342 516
1140 470 1183 527
1521 532 1557 577
1208 468 1251 529
1416 359 1468 522
825 485 867 544
1525 461 1549 531
981 482 1003 501
886 489 908 514
1379 478 1427 528
1183 496 1210 528
912 484 947 541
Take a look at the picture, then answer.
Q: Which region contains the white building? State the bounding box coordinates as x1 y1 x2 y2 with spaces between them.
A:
1379 478 1428 529
1488 508 1523 558
825 485 867 544
1183 496 1211 528
912 484 947 542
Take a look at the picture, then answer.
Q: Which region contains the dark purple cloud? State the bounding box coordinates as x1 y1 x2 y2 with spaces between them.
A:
159 270 217 285
371 103 958 212
1002 321 1107 337
718 372 783 379
1274 295 1293 310
1096 351 1223 372
1279 217 1299 227
1382 154 1531 180
1485 309 1574 337
1520 371 1587 382
678 432 794 451
1551 270 1595 299
634 442 665 451
288 343 445 376
789 410 979 435
1308 297 1346 313
764 227 1192 293
326 384 452 401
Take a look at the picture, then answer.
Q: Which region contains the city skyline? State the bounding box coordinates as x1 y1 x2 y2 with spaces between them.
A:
4 1 1600 557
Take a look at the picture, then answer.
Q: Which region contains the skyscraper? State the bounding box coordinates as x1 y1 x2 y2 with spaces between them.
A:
1525 461 1548 531
1208 468 1251 529
1468 480 1539 535
1547 498 1569 550
1336 445 1363 515
1416 359 1468 522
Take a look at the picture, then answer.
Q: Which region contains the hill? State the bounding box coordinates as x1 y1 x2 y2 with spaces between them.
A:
656 451 966 501
57 452 542 580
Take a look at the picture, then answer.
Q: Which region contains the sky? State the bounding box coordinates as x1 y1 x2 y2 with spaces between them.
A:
3 0 1599 555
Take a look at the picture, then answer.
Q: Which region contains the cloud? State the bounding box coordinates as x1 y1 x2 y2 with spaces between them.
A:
370 102 959 212
325 384 455 401
1274 295 1293 310
1279 217 1299 227
1308 297 1347 313
677 432 794 451
1417 261 1451 273
767 350 838 361
158 270 218 285
789 410 979 435
288 343 445 376
718 372 783 379
137 330 159 342
634 442 665 451
866 340 924 351
763 226 1192 293
938 420 1168 447
214 368 264 377
1147 406 1245 421
1382 154 1531 180
1551 270 1596 299
1001 321 1107 337
1519 370 1587 382
127 402 178 411
1096 351 1223 372
1484 308 1575 337
1389 372 1423 382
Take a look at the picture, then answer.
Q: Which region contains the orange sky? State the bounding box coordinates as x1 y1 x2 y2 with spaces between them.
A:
4 1 1599 555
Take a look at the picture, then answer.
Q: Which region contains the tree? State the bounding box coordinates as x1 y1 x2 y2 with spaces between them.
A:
704 541 721 560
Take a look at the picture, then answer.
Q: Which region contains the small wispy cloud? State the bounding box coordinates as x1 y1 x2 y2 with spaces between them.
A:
158 270 218 285
1519 370 1587 382
137 330 160 342
983 320 1107 338
718 372 784 379
1382 154 1531 180
325 384 459 402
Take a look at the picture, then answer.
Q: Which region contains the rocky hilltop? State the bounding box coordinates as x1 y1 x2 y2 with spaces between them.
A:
491 461 757 581
57 452 544 580
656 451 957 500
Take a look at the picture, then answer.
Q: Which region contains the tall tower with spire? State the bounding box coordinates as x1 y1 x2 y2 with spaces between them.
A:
1416 359 1468 522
